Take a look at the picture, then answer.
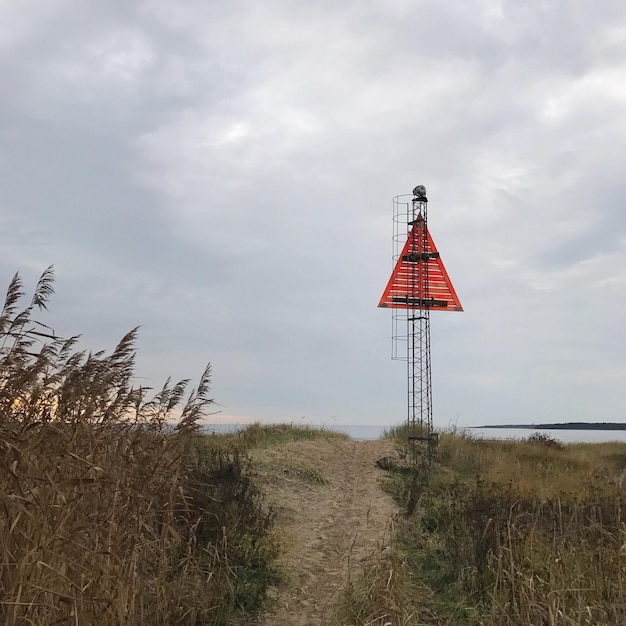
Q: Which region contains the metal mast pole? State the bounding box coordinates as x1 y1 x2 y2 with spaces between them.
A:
407 185 434 463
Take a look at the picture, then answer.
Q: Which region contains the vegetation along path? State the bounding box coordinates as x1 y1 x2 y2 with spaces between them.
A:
254 437 398 626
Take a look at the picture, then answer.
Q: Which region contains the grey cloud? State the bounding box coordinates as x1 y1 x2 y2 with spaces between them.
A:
1 0 625 428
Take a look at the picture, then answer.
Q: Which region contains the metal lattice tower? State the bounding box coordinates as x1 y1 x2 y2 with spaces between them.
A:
379 185 463 465
407 190 434 461
395 187 434 462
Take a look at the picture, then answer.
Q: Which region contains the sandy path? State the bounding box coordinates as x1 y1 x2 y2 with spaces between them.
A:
254 438 398 626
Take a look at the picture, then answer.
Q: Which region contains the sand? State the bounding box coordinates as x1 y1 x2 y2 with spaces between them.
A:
253 437 399 626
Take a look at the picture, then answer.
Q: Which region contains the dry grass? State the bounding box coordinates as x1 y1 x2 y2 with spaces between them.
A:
384 427 626 625
437 429 626 498
0 268 279 625
335 526 426 626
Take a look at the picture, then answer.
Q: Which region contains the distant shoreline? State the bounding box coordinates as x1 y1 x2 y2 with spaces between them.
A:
474 422 626 431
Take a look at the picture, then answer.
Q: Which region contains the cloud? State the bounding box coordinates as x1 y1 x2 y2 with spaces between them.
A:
1 0 625 429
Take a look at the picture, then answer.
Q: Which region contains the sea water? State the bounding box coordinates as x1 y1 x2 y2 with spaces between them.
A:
466 427 626 444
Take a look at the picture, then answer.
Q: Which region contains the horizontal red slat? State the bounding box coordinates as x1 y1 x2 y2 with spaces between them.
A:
378 222 462 311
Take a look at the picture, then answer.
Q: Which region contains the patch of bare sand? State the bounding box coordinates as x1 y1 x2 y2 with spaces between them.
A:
254 438 399 626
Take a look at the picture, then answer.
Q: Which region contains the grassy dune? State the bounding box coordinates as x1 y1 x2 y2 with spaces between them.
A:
209 421 349 450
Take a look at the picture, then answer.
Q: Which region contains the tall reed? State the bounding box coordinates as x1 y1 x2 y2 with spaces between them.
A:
0 268 278 625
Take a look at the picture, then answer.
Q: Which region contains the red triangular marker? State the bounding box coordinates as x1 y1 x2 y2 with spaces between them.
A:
378 220 463 311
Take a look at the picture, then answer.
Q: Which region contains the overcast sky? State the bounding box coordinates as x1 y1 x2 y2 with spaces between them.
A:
1 0 625 429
